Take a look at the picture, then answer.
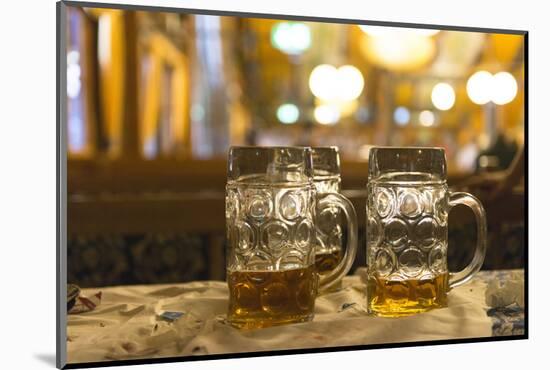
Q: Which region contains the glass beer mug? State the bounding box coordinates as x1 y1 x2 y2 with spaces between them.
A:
226 147 358 329
366 147 487 316
312 147 358 292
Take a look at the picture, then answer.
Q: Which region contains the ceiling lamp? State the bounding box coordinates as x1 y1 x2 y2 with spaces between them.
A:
358 26 437 71
491 72 518 105
467 70 518 105
419 110 435 127
276 103 300 124
271 22 311 55
309 64 364 102
358 25 440 37
393 106 411 126
431 82 456 111
466 70 493 105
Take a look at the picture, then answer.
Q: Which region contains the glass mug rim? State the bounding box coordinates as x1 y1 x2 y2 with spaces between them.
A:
227 146 313 184
312 145 339 152
311 146 341 181
368 146 447 184
229 145 312 151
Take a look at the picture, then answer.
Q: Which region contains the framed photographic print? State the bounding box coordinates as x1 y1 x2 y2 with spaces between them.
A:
56 1 527 368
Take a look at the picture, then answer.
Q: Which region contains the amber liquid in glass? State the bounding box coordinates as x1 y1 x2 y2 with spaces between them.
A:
315 249 342 275
227 265 318 329
367 273 449 317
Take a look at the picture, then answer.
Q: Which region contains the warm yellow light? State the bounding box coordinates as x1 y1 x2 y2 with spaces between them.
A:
358 25 388 36
309 64 338 100
314 98 358 118
358 25 440 37
491 72 518 105
314 105 340 125
467 70 518 105
338 99 359 117
467 71 493 105
431 82 456 111
358 144 373 160
414 29 441 37
309 64 364 102
97 15 112 67
419 110 435 127
359 29 436 72
338 65 365 101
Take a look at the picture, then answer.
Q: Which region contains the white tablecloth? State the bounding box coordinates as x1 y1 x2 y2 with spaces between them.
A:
67 271 492 364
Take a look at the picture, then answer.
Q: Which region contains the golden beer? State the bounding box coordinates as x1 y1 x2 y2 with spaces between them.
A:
367 273 449 317
227 265 318 329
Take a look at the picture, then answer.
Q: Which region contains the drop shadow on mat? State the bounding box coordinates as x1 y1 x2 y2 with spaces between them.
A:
34 353 57 367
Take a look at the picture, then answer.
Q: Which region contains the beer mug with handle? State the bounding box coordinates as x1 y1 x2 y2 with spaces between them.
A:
311 146 358 292
366 147 487 317
226 146 358 329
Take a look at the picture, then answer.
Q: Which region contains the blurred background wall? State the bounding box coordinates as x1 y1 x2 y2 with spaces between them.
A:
65 6 525 287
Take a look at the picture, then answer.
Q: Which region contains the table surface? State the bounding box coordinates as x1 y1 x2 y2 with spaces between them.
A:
478 270 525 336
66 269 524 365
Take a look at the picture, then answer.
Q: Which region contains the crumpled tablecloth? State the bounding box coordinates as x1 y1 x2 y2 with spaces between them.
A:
67 269 493 364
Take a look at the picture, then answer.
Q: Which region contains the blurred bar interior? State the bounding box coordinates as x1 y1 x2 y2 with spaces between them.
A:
66 7 525 287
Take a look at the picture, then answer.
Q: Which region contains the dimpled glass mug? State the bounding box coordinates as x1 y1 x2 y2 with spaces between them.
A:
366 147 487 317
311 147 358 292
225 147 358 329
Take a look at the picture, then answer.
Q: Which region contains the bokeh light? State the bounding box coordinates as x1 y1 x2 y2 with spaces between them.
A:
358 26 437 71
414 29 441 37
491 72 518 105
337 65 365 101
271 22 311 55
393 106 410 126
309 64 338 100
467 71 493 105
276 103 300 124
309 64 364 102
431 82 456 111
419 110 435 127
467 70 518 105
314 104 340 125
358 26 440 37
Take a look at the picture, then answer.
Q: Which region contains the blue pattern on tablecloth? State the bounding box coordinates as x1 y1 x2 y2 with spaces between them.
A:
475 270 525 336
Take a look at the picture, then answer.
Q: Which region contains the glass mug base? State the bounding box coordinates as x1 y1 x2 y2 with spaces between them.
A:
366 273 449 317
227 265 318 329
228 313 315 330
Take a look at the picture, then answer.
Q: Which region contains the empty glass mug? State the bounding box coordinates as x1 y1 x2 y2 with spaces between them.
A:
225 146 358 329
312 147 358 292
366 147 487 316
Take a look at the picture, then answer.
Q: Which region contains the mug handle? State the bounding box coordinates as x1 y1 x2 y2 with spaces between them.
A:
448 192 488 289
316 193 358 290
